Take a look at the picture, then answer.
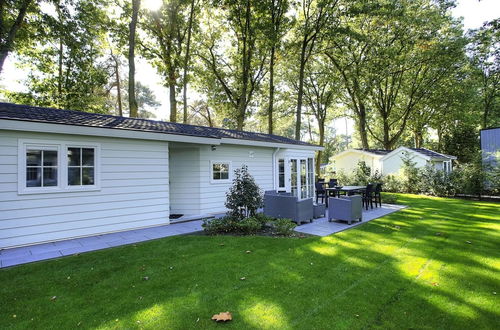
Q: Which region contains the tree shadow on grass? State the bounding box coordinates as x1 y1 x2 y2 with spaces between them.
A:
0 195 498 329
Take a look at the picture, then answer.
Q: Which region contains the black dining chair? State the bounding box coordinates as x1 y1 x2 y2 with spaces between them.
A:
315 182 327 205
362 183 374 210
374 183 383 207
328 178 338 188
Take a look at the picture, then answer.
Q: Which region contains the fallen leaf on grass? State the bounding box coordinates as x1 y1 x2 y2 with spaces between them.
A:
432 282 439 286
240 277 246 280
212 312 232 322
245 250 252 254
435 232 442 236
219 243 225 246
50 296 57 301
466 241 472 244
143 276 149 281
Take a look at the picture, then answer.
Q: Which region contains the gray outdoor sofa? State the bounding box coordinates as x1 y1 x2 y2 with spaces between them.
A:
263 190 314 224
328 195 363 225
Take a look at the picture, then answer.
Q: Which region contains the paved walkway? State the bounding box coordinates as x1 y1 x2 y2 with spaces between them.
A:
0 204 406 268
0 220 203 268
295 203 407 236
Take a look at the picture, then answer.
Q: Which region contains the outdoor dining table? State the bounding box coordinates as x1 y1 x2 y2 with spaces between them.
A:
325 185 366 198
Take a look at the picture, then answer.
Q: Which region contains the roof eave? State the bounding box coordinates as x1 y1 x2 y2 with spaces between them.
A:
0 119 221 145
219 137 323 150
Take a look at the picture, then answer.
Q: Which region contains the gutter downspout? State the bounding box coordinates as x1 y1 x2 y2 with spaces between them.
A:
272 147 281 190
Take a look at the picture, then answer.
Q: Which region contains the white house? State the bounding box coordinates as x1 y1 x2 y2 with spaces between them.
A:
0 103 322 249
331 147 456 176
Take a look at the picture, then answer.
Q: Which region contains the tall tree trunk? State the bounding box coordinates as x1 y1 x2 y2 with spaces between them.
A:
57 37 63 107
128 0 140 118
112 54 123 116
236 0 251 131
169 71 177 122
182 0 196 124
358 102 369 149
295 38 307 140
316 121 325 176
268 46 275 134
0 0 32 75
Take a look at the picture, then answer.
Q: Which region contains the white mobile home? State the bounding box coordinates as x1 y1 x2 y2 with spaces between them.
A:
331 147 456 176
0 103 321 249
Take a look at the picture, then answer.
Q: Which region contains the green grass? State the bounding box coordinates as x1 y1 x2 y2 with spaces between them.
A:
1 194 499 329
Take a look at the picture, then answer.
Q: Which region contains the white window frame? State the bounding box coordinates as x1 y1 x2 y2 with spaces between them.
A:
210 160 232 184
18 139 101 195
65 144 100 192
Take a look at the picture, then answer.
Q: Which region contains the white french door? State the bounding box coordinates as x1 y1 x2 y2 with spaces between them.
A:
280 157 314 199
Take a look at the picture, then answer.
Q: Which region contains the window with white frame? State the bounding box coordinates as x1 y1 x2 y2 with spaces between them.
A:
211 161 231 183
18 139 100 194
278 158 285 190
26 147 59 187
67 147 96 186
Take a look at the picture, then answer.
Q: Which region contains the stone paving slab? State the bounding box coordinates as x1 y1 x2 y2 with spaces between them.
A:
0 220 204 268
295 203 407 236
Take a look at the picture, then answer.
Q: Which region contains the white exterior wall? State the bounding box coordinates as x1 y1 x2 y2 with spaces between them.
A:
333 151 382 174
382 150 427 175
198 145 275 214
0 130 169 248
169 146 201 215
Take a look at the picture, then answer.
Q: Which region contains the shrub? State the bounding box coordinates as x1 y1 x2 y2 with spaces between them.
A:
225 165 263 219
419 165 455 197
202 216 239 235
400 151 421 194
352 161 371 185
252 213 274 226
237 217 263 234
383 174 404 193
272 218 296 236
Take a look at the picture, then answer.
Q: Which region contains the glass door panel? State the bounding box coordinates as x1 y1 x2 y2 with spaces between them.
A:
290 159 298 197
300 159 307 199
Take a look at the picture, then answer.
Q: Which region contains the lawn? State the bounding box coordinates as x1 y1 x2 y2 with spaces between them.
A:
0 194 499 329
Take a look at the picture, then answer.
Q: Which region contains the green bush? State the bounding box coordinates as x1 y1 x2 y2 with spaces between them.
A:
225 165 263 219
252 213 274 226
202 215 266 235
419 165 455 197
237 217 263 234
202 216 239 235
272 218 296 236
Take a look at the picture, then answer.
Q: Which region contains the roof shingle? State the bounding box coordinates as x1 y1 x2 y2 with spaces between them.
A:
0 102 316 147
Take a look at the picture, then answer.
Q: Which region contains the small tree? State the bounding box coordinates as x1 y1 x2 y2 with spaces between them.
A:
353 161 371 185
225 165 263 219
401 151 420 193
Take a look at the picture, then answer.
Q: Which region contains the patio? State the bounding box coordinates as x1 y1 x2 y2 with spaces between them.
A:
0 203 405 268
295 203 407 236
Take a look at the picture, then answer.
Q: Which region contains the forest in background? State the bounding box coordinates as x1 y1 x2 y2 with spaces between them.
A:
0 0 498 170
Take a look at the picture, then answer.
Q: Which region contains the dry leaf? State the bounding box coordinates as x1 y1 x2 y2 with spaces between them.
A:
432 282 439 286
466 241 472 244
51 296 57 301
143 276 149 281
219 243 225 246
212 312 232 322
245 250 252 254
240 277 246 280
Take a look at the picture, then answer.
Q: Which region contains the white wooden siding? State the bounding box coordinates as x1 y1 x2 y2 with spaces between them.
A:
332 151 382 175
169 147 201 215
198 145 274 214
0 130 169 248
381 150 427 175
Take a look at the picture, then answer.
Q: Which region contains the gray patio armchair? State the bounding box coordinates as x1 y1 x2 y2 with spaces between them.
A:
264 191 314 224
328 195 362 225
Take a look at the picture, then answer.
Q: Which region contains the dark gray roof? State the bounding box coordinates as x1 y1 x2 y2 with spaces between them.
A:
410 148 455 159
354 148 391 156
0 102 316 147
355 147 454 159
